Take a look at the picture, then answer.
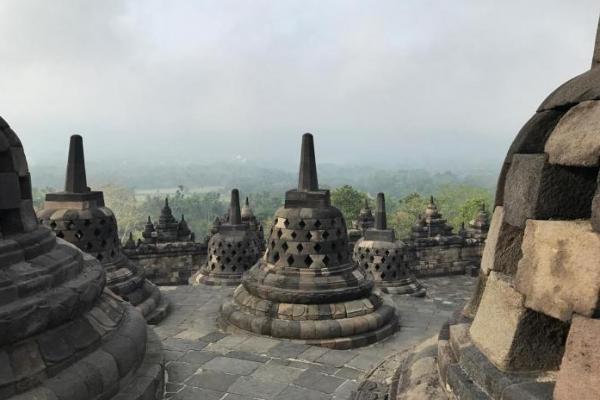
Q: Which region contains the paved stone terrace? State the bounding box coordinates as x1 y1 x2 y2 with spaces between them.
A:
155 275 476 400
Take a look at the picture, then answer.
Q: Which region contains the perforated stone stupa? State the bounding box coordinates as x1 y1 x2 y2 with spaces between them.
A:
353 193 425 296
0 118 164 399
395 18 600 400
220 133 397 349
191 189 261 286
38 135 170 324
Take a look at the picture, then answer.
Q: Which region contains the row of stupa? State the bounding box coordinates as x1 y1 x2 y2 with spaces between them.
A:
3 15 599 399
350 195 490 279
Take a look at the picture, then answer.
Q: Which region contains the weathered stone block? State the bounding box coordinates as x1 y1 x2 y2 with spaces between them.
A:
480 206 523 276
516 220 600 321
503 153 597 227
554 315 600 400
545 100 600 166
470 272 568 371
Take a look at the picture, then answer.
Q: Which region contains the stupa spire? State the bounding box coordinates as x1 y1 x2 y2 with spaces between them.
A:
593 15 600 69
229 189 242 225
298 133 319 191
64 134 89 193
375 192 387 230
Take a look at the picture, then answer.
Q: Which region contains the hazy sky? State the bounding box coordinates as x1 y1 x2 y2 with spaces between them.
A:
0 1 598 169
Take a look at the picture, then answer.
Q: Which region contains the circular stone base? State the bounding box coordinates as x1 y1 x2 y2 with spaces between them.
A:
191 269 242 287
219 286 399 350
377 278 426 297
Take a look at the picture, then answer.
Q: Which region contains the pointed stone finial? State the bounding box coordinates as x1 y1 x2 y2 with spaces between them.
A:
165 197 169 208
375 192 387 230
229 189 242 225
298 133 319 192
364 198 370 209
430 195 435 204
181 214 185 222
64 135 89 193
147 216 152 224
593 15 600 69
245 197 250 207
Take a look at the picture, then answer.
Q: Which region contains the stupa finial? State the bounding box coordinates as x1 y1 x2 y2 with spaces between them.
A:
593 15 600 69
245 196 250 207
375 192 387 230
298 133 319 192
64 134 89 193
229 189 242 225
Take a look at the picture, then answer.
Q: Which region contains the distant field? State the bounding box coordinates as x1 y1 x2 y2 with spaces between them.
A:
134 186 224 201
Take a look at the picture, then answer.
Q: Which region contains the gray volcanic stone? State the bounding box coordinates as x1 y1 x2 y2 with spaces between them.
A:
0 119 164 400
545 100 600 167
220 134 397 349
503 153 597 227
37 135 170 324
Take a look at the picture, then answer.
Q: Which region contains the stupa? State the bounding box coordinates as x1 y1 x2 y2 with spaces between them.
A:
395 17 600 400
38 135 170 323
220 133 397 349
0 118 164 399
348 198 376 248
405 197 480 277
241 196 265 250
191 189 261 286
411 196 456 240
353 193 425 296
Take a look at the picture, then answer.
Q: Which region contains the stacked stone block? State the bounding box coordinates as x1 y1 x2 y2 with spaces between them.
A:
220 133 397 349
0 117 164 400
430 17 600 400
38 135 169 324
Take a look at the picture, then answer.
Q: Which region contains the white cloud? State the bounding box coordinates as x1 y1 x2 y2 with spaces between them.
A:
0 0 597 167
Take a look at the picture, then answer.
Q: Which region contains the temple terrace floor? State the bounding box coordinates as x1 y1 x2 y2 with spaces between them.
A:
155 275 476 400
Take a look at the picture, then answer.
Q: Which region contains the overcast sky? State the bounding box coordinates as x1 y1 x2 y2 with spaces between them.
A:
0 1 598 169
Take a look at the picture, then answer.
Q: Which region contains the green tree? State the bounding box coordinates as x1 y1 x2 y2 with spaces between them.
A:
331 185 369 227
389 192 429 237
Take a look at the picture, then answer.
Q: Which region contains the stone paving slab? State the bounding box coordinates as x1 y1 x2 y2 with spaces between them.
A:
158 275 475 399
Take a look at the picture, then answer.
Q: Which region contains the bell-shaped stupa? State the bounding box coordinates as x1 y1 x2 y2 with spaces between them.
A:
220 134 397 349
191 189 261 286
0 118 164 399
38 135 170 323
395 17 600 400
353 193 425 296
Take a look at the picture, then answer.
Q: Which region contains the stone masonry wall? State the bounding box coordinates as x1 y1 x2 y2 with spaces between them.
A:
124 242 207 285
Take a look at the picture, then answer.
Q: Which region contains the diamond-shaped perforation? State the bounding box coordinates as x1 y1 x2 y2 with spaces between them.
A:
314 220 322 228
296 243 304 252
304 255 313 267
299 219 306 228
314 243 322 252
306 231 313 240
281 242 289 251
287 255 295 266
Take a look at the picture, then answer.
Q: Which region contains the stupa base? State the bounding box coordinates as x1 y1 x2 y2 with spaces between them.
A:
108 262 170 324
190 268 243 287
219 286 398 350
391 312 557 400
377 277 426 297
6 293 165 400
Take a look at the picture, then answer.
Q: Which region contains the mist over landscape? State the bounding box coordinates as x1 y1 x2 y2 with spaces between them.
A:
3 0 598 240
